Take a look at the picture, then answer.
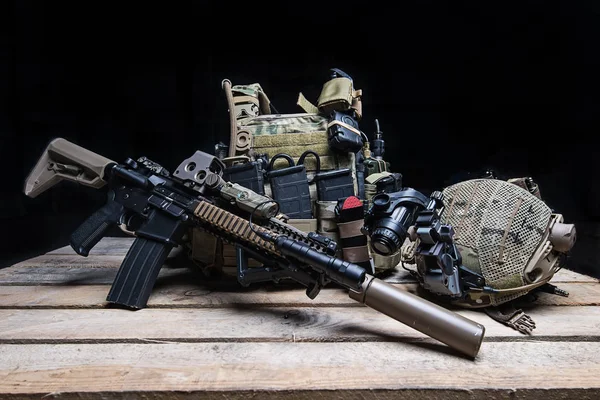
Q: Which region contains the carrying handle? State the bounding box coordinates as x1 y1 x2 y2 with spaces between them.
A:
268 153 295 171
298 150 321 174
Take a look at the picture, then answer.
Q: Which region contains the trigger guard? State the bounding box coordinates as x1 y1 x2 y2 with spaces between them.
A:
118 212 141 237
118 224 136 237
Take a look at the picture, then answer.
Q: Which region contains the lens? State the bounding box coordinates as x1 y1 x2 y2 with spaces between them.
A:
372 193 390 209
371 227 402 255
366 189 430 257
372 240 392 255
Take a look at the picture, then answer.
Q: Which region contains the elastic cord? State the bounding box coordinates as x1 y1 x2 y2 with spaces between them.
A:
249 200 280 242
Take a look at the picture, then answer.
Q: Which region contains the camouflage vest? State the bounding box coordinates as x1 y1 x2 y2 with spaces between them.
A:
190 80 359 274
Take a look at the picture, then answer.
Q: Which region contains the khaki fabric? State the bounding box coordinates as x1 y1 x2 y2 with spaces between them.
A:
317 77 354 113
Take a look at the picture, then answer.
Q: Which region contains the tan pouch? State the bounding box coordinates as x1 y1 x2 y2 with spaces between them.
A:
317 77 354 114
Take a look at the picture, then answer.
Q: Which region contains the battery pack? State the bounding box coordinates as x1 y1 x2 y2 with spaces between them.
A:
223 160 266 195
314 168 355 202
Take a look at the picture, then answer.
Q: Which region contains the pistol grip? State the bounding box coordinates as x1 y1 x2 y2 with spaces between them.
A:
69 201 124 256
106 237 173 309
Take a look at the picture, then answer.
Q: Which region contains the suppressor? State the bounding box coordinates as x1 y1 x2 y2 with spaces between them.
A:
349 275 485 358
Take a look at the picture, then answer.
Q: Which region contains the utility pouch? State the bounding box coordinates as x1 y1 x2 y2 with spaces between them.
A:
364 157 390 177
267 152 318 219
364 171 403 206
222 157 266 195
314 168 355 202
376 172 403 193
335 196 374 274
327 111 364 153
317 77 354 115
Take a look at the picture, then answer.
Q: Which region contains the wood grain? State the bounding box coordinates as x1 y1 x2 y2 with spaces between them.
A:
0 342 598 394
47 237 135 255
1 239 598 399
5 389 599 400
0 281 598 309
0 306 598 343
9 254 124 269
0 264 197 285
4 254 596 285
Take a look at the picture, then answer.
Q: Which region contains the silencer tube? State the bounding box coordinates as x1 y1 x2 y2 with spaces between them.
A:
349 275 485 358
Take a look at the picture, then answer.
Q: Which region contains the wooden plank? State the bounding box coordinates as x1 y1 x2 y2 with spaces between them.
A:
32 236 600 285
47 237 135 255
0 281 598 309
9 255 124 269
0 265 199 285
6 257 596 285
0 306 598 343
0 342 598 396
0 283 356 308
552 268 600 283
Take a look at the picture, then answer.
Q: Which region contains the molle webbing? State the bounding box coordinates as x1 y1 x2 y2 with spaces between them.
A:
240 113 327 135
335 196 373 273
252 132 353 172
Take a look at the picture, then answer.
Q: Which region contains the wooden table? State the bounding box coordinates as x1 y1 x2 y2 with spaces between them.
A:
1 237 599 399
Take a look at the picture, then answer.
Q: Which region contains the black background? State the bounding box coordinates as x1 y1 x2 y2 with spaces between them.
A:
2 2 598 276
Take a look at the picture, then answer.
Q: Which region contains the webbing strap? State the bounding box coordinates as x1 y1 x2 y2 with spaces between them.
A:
335 196 373 273
351 89 362 119
257 91 271 114
297 92 319 114
342 246 370 263
327 120 362 137
497 197 524 263
233 95 260 105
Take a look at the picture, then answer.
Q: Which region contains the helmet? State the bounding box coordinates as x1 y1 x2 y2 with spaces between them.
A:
407 178 576 308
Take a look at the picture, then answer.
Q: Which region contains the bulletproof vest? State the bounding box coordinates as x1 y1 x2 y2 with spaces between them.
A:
191 74 366 274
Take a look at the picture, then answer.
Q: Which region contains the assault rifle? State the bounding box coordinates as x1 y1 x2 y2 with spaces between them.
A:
24 138 485 358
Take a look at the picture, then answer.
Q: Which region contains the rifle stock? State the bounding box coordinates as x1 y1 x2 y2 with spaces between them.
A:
24 138 115 198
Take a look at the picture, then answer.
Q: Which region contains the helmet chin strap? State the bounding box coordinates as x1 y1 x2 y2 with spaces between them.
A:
466 277 551 295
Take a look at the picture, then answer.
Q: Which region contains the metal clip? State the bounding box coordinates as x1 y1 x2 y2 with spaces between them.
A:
506 310 536 334
484 305 536 334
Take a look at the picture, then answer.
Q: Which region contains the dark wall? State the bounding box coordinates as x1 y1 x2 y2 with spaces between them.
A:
2 2 598 276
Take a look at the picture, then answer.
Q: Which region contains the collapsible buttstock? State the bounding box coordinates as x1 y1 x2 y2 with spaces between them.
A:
24 138 115 198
